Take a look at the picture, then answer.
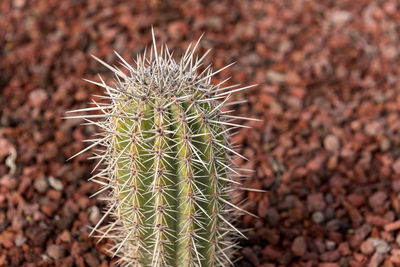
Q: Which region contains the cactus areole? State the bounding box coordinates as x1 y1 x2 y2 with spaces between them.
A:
67 30 256 267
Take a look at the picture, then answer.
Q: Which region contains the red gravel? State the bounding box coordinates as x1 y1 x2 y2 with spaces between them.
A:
1 0 400 266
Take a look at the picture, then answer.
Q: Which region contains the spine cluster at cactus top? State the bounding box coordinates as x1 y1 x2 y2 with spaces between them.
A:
67 30 256 267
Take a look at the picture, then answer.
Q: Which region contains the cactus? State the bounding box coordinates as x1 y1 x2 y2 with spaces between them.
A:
67 30 256 267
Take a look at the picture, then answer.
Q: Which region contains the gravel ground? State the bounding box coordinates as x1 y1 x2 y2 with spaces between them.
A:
1 0 400 266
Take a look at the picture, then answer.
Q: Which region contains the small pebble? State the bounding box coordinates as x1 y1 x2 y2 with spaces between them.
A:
324 134 340 153
28 88 48 108
88 206 100 224
48 176 64 191
292 236 307 257
393 159 400 175
307 193 326 211
241 247 260 266
47 244 66 260
320 250 340 262
325 240 336 251
14 235 27 247
368 191 387 210
384 220 400 232
0 175 17 190
34 176 48 193
360 240 374 255
392 180 400 192
368 238 390 254
368 252 384 267
312 211 325 224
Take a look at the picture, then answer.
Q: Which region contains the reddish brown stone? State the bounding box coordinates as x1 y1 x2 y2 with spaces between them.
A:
368 191 388 210
292 236 307 257
384 220 400 232
360 240 374 255
368 252 384 267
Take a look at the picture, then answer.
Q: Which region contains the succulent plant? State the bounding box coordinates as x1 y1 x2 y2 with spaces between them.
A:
67 29 257 267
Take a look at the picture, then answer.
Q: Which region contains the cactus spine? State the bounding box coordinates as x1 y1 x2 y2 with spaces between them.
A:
68 30 255 267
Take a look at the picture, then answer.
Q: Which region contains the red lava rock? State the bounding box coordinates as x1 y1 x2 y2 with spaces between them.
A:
306 154 326 171
14 235 26 247
47 189 62 200
9 246 23 265
392 248 400 257
259 227 280 245
368 191 387 210
41 202 59 217
59 256 74 267
75 256 85 267
266 208 280 227
259 264 276 267
326 155 338 170
278 251 293 265
351 224 372 248
360 240 375 255
366 215 389 227
320 250 340 262
343 201 364 227
59 230 72 243
384 220 400 232
241 247 260 266
381 230 394 243
368 252 384 267
0 137 15 161
290 87 306 99
314 239 326 254
364 121 381 137
262 245 281 260
392 159 400 175
17 177 32 195
390 254 400 265
11 216 26 231
0 254 6 266
74 89 89 102
26 226 49 247
350 260 365 267
47 244 66 260
0 175 17 190
338 242 351 256
324 135 340 153
368 238 390 254
84 252 100 267
28 88 48 108
347 194 365 208
392 180 400 193
307 193 326 212
292 236 307 257
77 196 90 210
33 176 48 193
3 238 14 249
319 264 340 267
168 21 189 39
257 195 269 218
71 242 88 258
354 252 367 263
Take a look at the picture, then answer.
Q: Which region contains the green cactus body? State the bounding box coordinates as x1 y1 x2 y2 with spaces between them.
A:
68 31 255 267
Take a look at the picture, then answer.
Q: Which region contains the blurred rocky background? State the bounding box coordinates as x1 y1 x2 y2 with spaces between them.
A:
1 0 400 266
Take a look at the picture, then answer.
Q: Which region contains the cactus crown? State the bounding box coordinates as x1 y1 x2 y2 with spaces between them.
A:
67 29 256 267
